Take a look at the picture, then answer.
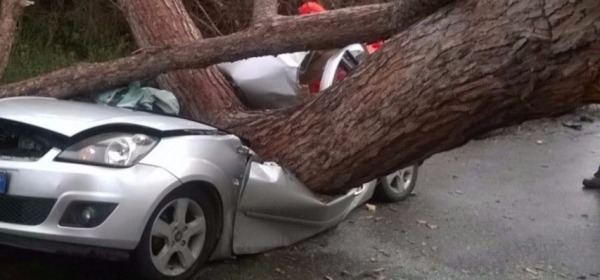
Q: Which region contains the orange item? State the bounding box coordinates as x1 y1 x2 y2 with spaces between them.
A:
299 2 327 15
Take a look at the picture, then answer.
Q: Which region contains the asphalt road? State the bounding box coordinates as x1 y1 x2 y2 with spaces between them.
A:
1 112 599 280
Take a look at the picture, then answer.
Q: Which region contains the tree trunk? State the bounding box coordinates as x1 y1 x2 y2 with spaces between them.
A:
0 0 32 79
1 0 599 194
232 0 600 193
252 0 278 24
121 0 245 123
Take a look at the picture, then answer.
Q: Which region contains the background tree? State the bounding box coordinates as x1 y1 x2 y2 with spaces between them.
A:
0 0 32 78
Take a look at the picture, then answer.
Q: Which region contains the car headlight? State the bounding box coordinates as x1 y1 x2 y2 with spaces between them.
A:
56 133 159 167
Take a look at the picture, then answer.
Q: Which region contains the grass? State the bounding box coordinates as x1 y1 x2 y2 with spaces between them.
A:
1 0 133 84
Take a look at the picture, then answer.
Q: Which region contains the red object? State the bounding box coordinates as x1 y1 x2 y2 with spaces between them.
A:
309 80 321 95
308 69 347 96
367 41 384 53
299 2 326 15
335 69 347 82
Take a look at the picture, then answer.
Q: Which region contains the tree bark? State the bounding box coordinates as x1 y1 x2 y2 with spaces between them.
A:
232 0 600 193
120 0 245 122
0 0 33 79
0 0 452 125
1 0 599 195
252 0 279 23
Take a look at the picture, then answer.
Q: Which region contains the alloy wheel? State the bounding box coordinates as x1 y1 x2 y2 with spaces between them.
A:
149 198 206 276
385 167 414 194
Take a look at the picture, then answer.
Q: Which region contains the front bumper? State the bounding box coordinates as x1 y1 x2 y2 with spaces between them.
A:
0 148 180 251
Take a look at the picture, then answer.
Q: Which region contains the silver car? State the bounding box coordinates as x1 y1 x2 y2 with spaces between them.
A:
0 46 418 280
0 96 382 279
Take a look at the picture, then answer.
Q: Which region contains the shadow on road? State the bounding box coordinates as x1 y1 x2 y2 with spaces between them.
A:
0 246 136 280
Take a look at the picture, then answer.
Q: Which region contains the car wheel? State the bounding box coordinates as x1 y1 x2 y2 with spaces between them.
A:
373 165 419 202
134 187 218 280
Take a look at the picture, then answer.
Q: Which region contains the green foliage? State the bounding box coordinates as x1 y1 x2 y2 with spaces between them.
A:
1 0 133 83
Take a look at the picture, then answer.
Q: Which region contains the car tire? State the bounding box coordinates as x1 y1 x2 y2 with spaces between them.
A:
133 187 218 280
373 165 419 202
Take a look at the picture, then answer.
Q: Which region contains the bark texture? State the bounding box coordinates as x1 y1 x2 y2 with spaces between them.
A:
0 0 452 124
0 0 32 78
232 0 600 193
1 0 599 195
253 0 279 23
121 0 244 122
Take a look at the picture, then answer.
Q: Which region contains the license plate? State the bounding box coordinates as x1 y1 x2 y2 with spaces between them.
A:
0 171 6 194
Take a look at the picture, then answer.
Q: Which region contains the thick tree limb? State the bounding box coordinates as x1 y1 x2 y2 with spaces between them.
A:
230 0 600 193
0 0 453 120
0 0 33 78
252 0 278 23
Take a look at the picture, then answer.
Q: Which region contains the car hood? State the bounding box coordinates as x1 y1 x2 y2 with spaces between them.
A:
0 97 216 136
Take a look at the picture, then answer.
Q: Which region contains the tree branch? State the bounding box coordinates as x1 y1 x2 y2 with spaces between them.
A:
252 0 278 23
0 0 453 102
0 0 33 79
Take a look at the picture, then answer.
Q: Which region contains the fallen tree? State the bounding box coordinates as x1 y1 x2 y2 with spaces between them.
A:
0 0 599 194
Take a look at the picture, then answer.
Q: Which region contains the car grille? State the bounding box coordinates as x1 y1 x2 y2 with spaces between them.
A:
0 196 56 225
0 119 67 161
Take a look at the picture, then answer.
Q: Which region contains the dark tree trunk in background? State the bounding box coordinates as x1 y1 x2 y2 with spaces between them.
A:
0 0 32 79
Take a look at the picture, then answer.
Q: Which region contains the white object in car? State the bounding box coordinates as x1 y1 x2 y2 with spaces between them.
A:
217 52 309 109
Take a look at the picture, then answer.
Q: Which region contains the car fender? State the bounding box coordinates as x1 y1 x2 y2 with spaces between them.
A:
139 134 247 259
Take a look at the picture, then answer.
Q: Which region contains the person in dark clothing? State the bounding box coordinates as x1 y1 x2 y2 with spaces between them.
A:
583 166 600 189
